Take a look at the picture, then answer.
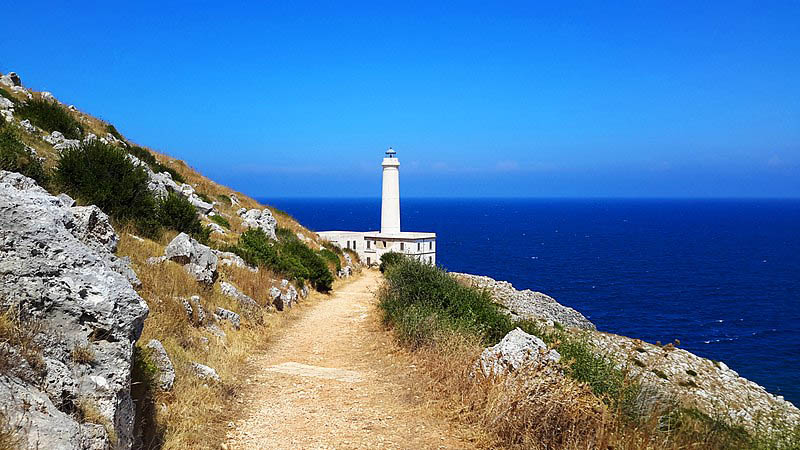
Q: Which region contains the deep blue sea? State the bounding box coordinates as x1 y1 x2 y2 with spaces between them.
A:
261 198 800 405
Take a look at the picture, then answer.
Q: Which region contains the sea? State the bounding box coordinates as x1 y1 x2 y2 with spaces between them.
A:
260 197 800 405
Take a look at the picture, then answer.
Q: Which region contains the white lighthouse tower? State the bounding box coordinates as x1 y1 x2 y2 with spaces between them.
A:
318 147 436 267
380 147 401 234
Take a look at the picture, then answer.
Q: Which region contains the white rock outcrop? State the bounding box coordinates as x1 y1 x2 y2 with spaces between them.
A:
191 363 220 383
0 171 149 449
454 273 595 330
220 282 258 310
214 307 241 329
478 328 561 377
238 208 277 240
164 233 218 285
145 340 175 392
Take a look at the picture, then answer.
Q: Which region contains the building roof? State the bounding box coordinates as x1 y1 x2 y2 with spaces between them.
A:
364 231 436 240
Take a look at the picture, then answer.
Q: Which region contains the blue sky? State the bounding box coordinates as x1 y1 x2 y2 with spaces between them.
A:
2 1 798 197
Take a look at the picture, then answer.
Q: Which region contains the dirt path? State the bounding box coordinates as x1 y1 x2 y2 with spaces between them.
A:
227 270 474 449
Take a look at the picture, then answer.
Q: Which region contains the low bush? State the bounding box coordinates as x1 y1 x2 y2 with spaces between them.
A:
321 240 343 255
157 193 210 243
0 126 49 186
105 124 125 143
379 251 404 273
209 214 230 229
55 140 163 237
319 248 341 272
379 256 514 347
216 194 232 206
16 98 83 139
232 228 334 292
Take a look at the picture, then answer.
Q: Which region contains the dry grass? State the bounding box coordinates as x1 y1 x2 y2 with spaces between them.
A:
0 307 45 384
71 342 94 365
0 411 20 450
117 228 338 449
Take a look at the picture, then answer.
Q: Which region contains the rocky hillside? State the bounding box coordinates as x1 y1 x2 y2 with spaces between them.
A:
456 272 800 433
0 71 358 449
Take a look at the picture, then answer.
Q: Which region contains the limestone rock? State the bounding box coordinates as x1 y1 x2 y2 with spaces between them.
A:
453 273 595 330
40 91 56 102
220 282 258 310
269 287 281 301
191 363 221 383
0 71 21 86
229 193 240 205
179 295 205 325
207 221 226 235
164 233 218 285
215 307 241 329
214 250 258 272
0 171 149 449
0 96 14 110
20 118 36 133
187 193 214 214
56 192 75 207
479 328 560 377
145 340 175 391
275 285 298 311
240 208 277 240
338 266 352 278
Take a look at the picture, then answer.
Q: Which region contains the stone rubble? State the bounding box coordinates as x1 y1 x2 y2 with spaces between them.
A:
220 281 259 310
215 307 242 330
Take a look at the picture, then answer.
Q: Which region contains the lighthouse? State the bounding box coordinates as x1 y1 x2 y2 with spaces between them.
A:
380 147 401 234
318 147 436 267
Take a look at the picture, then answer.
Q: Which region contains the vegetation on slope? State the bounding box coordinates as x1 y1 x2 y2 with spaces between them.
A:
0 117 49 186
16 97 83 139
230 227 335 292
378 254 800 449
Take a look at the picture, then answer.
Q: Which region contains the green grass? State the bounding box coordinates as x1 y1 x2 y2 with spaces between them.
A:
0 126 49 186
231 227 334 292
216 194 232 206
209 214 230 229
379 256 515 347
197 192 212 204
16 98 84 139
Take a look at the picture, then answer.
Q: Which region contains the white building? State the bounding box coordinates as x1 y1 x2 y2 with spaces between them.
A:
318 148 436 267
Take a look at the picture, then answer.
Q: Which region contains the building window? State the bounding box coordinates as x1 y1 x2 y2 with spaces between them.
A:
430 241 433 250
346 241 350 249
352 240 356 249
400 243 404 251
367 240 371 249
417 242 421 251
383 241 386 247
367 257 371 265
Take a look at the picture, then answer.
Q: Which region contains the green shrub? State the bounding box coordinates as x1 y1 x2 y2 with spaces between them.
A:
321 240 343 256
105 124 125 143
232 228 334 292
128 146 186 184
379 251 404 273
16 98 83 139
209 214 230 229
55 140 159 236
378 256 515 347
319 248 341 272
0 127 49 186
157 193 209 243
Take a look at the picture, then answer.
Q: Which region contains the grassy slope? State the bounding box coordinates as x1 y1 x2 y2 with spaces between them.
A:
2 80 344 448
